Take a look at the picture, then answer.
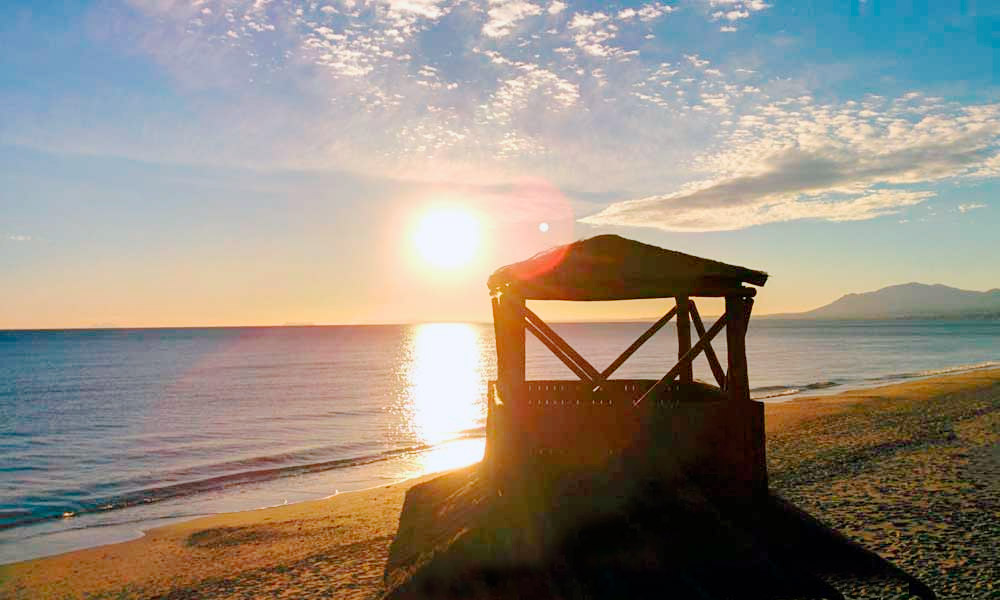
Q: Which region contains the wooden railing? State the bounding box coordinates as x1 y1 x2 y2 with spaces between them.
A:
488 379 722 411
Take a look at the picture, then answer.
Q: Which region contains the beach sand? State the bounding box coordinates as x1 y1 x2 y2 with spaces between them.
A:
2 368 998 599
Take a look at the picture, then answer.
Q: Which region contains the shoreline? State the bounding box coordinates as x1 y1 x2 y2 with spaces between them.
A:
751 359 998 401
4 358 995 560
4 358 991 566
2 368 998 599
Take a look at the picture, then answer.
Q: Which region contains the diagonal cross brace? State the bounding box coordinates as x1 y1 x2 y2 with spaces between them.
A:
516 303 601 384
599 305 678 381
517 302 682 389
689 300 726 388
523 317 595 383
633 313 728 406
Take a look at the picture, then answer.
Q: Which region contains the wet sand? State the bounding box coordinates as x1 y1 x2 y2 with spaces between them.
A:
2 368 998 599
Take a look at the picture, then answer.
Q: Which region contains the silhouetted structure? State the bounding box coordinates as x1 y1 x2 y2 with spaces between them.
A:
486 234 767 498
382 235 937 600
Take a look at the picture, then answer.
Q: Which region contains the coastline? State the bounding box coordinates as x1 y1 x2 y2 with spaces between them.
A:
2 368 998 599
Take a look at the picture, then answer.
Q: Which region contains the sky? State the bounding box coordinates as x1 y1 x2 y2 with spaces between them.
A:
1 0 998 328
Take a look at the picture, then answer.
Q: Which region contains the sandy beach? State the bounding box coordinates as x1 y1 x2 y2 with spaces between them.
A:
2 368 998 599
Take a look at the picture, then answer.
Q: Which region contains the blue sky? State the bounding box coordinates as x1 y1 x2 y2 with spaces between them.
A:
1 0 998 327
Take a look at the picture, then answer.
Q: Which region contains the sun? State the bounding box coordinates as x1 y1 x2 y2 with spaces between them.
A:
412 208 482 269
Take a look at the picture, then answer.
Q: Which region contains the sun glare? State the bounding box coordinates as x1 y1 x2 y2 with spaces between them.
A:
412 208 481 269
405 323 484 444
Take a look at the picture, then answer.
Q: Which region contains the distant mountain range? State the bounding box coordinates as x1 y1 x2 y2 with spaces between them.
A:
769 283 1000 320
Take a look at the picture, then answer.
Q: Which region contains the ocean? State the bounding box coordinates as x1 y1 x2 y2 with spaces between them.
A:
1 320 997 563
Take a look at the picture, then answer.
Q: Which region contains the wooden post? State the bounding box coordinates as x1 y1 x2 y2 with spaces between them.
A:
490 293 525 493
495 293 525 392
677 297 693 384
725 295 749 404
725 294 766 499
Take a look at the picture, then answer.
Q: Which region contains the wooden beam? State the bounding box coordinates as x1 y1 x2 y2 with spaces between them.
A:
743 297 755 333
633 313 728 406
493 294 526 390
598 305 678 381
518 303 602 382
726 295 749 404
689 300 726 389
523 318 594 383
677 296 693 384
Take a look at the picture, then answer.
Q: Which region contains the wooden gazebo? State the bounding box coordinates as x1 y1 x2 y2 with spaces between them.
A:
485 234 769 499
382 234 938 600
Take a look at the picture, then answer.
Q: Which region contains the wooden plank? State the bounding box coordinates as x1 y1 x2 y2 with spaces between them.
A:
677 297 693 384
523 318 594 383
633 313 728 406
518 303 602 381
598 306 678 381
496 280 760 301
689 300 726 388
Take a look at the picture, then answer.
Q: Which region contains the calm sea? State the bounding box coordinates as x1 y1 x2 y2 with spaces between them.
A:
1 320 997 563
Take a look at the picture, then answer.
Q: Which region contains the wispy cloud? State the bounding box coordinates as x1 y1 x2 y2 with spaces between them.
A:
581 96 1000 231
10 0 997 231
957 203 987 213
6 234 32 242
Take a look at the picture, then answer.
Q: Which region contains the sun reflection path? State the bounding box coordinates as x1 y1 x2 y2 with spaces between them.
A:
403 323 487 473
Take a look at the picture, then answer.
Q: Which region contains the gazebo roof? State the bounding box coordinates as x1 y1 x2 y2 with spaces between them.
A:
487 234 768 301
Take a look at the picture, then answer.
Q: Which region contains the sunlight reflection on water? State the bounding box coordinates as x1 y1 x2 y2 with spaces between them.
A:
401 323 487 473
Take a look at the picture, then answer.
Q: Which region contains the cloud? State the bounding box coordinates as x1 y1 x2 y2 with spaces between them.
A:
581 96 1000 231
582 189 933 231
618 3 674 22
6 234 32 242
386 0 452 20
483 1 543 38
707 0 770 25
11 0 992 211
957 203 986 213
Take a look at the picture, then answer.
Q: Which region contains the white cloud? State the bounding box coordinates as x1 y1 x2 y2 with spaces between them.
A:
568 11 609 29
708 0 770 23
479 64 580 124
386 0 451 20
581 96 1000 231
618 2 674 22
26 0 991 206
483 1 543 38
583 189 934 232
6 234 32 242
685 54 710 68
957 202 986 213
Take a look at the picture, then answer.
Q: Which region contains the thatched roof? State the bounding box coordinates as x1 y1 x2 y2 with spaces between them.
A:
487 235 768 301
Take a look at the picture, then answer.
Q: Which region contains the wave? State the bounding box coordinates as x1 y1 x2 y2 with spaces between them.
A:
0 433 484 532
866 361 999 383
750 361 998 401
751 380 840 400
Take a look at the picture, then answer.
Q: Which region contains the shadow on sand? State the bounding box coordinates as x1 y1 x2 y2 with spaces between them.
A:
381 464 935 600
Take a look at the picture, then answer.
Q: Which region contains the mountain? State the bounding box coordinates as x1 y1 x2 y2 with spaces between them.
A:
773 283 1000 320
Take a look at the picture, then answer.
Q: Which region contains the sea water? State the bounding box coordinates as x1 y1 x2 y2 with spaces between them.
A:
1 320 997 563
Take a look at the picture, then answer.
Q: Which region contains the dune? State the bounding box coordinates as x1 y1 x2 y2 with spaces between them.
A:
1 368 998 599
